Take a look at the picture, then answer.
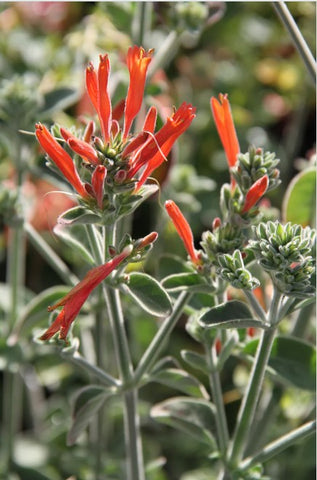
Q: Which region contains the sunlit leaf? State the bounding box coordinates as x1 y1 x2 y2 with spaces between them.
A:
122 272 172 317
151 397 217 448
244 336 316 391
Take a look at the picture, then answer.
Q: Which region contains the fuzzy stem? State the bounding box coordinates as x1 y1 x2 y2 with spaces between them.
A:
104 222 145 480
133 291 192 384
240 420 316 470
228 289 282 467
205 345 229 457
272 2 316 82
244 289 267 324
60 351 120 388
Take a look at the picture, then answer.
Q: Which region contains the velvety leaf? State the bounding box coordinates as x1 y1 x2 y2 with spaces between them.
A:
117 184 158 219
181 350 209 374
122 272 172 317
14 286 70 339
151 397 217 447
282 167 316 227
40 87 79 115
58 206 101 225
156 254 192 280
244 336 316 391
53 226 95 265
198 301 268 329
162 272 213 293
151 356 182 373
0 337 24 370
67 385 113 445
150 368 209 398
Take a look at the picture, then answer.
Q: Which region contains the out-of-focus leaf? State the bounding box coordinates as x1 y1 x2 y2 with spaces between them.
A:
244 335 316 391
67 385 114 445
150 368 209 398
181 349 209 375
198 301 268 329
122 272 172 317
282 167 316 226
53 225 95 265
151 397 217 448
58 206 101 225
156 254 192 280
40 87 79 116
13 286 70 339
0 338 24 371
162 272 213 293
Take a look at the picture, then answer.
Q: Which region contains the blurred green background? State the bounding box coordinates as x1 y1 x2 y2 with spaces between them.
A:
0 2 315 480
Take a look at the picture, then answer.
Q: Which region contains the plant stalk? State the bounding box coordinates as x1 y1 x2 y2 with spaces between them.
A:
205 344 229 456
133 291 192 384
240 420 316 470
272 2 316 83
228 290 282 467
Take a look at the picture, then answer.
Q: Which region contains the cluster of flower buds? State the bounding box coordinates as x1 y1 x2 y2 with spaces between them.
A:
217 250 260 290
35 46 196 226
248 221 316 298
164 94 284 294
231 146 281 194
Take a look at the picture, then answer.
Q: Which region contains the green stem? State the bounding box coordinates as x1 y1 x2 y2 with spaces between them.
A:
25 223 78 286
240 420 316 471
272 2 316 83
60 351 120 388
85 224 104 265
148 30 181 80
228 326 277 467
133 291 192 384
132 1 153 46
244 290 267 324
103 221 145 480
3 164 26 471
228 290 282 467
205 345 229 457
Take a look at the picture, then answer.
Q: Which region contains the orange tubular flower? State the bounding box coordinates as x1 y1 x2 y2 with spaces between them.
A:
35 123 88 198
123 46 154 139
242 175 269 213
60 127 99 165
91 165 107 208
210 94 240 169
165 200 200 265
40 245 133 341
85 55 112 143
127 103 196 188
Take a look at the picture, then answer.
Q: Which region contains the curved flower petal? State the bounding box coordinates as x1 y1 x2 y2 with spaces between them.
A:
165 200 200 265
40 245 133 341
35 123 88 198
123 46 153 139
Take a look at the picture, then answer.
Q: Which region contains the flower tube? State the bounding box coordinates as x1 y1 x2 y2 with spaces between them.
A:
40 245 132 341
35 123 88 198
165 200 200 265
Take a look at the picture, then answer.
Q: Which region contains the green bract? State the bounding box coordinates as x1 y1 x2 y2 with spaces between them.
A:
248 221 316 297
232 146 281 193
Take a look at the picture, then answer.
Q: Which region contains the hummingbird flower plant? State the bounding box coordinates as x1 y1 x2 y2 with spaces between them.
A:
26 46 316 480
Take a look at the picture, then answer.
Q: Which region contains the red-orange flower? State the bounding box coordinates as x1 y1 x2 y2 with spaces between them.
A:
40 246 132 341
123 46 154 139
35 123 88 199
86 54 112 143
165 200 200 265
128 103 196 189
242 175 269 213
210 94 240 169
60 127 99 165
